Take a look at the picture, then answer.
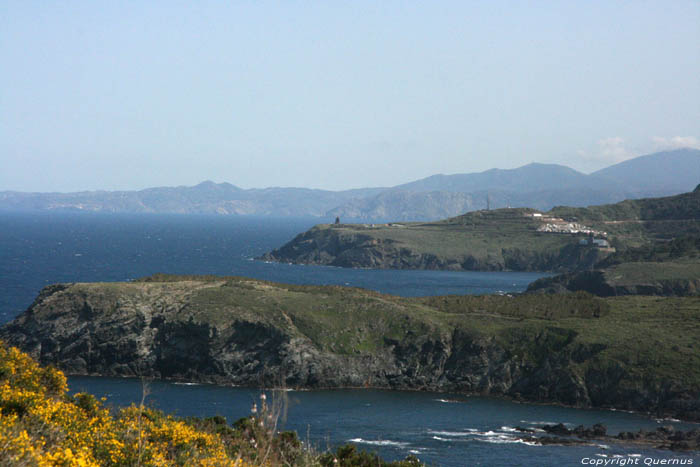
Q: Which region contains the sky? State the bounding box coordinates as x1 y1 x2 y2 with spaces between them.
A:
1 1 699 192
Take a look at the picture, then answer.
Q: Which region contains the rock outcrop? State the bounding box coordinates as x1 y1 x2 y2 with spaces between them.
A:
527 267 700 297
513 424 700 451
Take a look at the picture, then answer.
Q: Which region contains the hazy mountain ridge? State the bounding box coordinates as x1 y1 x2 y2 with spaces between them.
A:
591 148 700 193
328 149 700 220
0 181 387 217
2 149 697 220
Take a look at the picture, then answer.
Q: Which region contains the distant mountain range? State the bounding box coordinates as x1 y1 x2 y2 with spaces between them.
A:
2 148 698 221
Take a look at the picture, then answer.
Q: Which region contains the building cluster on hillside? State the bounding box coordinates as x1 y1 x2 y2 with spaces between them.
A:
361 223 406 228
536 222 607 236
526 212 608 240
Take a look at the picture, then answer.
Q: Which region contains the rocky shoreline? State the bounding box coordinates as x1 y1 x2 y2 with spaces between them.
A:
513 423 700 452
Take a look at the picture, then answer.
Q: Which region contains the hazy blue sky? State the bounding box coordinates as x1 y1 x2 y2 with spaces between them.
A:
2 1 699 192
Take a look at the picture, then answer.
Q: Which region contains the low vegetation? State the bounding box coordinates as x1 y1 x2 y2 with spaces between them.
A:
0 342 423 466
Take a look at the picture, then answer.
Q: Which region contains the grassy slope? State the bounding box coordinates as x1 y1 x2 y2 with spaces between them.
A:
313 188 700 256
134 275 700 389
313 208 577 262
603 261 700 284
420 293 700 387
138 274 454 355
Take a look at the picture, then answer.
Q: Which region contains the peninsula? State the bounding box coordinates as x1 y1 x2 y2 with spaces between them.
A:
260 186 700 287
2 274 699 422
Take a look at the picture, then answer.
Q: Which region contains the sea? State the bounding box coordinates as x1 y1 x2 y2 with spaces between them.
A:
1 211 698 466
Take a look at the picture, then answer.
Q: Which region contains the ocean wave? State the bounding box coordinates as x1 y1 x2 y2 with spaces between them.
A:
520 420 574 427
348 438 409 448
477 435 539 446
427 430 477 437
472 430 499 436
428 428 542 447
433 398 461 403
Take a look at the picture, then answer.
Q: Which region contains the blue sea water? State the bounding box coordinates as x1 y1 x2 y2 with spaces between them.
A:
2 211 698 466
68 377 699 467
0 211 546 323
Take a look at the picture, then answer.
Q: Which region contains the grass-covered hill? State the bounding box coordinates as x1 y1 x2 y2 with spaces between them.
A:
261 187 700 273
2 275 699 421
527 190 700 296
527 233 700 296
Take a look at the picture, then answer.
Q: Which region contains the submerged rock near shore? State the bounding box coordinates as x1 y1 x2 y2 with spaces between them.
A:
2 275 699 421
513 423 700 451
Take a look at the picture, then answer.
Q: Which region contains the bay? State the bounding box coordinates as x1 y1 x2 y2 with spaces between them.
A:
3 211 697 465
68 376 700 467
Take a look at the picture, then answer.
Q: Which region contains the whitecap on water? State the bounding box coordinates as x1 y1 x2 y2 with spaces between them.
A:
520 420 574 427
408 448 427 454
478 436 539 446
427 430 476 437
348 438 409 448
428 428 542 447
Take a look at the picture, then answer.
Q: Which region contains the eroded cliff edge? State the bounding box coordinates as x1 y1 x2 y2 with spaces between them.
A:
2 275 699 421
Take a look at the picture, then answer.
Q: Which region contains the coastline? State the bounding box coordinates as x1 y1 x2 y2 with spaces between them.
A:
65 372 700 425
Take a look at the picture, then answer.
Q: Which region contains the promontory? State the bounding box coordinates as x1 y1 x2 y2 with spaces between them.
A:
2 274 699 421
260 186 700 275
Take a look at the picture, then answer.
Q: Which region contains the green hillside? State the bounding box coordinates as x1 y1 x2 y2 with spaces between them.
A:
261 188 700 273
2 275 699 421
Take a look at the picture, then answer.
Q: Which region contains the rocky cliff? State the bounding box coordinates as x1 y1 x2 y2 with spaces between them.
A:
2 275 699 421
527 265 700 297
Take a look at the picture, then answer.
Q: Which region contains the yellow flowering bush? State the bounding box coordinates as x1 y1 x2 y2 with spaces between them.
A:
0 343 251 466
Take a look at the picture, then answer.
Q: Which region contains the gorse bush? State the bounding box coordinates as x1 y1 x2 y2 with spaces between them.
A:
0 343 247 466
0 342 424 466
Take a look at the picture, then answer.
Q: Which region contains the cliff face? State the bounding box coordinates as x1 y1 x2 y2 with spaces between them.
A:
527 262 700 297
2 277 699 421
